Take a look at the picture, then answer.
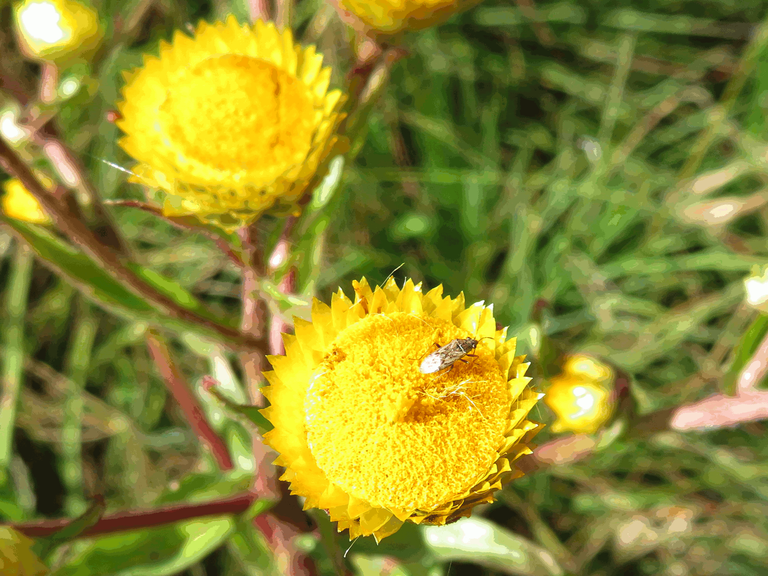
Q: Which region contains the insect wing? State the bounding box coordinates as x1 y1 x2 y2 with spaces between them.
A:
419 353 445 374
419 339 478 374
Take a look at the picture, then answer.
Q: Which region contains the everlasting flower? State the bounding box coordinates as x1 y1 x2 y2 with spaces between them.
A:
544 355 614 435
13 0 103 65
2 176 53 225
117 17 347 231
332 0 484 36
262 278 542 540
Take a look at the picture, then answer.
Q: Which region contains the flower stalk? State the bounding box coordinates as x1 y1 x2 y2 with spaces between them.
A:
146 330 235 471
0 136 265 353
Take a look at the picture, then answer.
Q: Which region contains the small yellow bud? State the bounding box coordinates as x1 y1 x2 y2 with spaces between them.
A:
2 176 54 225
13 0 103 65
544 368 614 435
562 353 613 383
745 265 768 313
332 0 485 36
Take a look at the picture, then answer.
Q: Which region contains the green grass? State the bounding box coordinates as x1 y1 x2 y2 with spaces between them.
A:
3 0 768 574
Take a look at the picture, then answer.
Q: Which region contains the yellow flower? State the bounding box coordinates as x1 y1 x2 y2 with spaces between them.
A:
0 527 49 575
2 176 53 225
544 355 615 435
13 0 103 65
562 354 613 384
333 0 484 35
262 278 542 541
116 17 347 231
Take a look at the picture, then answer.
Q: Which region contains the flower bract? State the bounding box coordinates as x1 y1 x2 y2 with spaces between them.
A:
262 278 542 540
117 17 347 231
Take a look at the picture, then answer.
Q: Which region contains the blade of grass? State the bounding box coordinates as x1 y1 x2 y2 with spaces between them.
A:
679 11 768 179
0 245 33 485
61 298 98 516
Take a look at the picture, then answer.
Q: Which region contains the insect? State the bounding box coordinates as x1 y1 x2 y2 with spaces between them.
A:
419 337 481 374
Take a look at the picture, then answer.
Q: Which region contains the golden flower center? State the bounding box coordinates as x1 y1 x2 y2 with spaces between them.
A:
304 312 511 512
158 54 315 182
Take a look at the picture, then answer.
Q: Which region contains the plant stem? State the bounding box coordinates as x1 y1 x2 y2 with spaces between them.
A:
7 492 262 539
146 331 234 471
268 217 299 355
276 0 292 30
238 224 269 403
248 0 271 22
0 137 264 353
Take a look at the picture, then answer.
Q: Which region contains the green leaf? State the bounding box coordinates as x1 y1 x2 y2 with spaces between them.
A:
722 313 768 394
52 517 234 576
351 555 412 576
36 496 106 559
2 218 241 345
422 518 565 576
309 156 345 212
204 381 273 433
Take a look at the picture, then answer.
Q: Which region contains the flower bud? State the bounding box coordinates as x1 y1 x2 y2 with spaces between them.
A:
2 175 54 225
14 0 103 65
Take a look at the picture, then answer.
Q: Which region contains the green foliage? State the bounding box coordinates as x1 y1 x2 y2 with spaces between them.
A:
2 0 768 574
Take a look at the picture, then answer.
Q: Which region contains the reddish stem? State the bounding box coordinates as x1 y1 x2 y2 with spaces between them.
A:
8 492 258 539
239 223 270 404
105 200 244 267
0 138 262 352
146 331 234 471
268 216 299 355
249 0 271 22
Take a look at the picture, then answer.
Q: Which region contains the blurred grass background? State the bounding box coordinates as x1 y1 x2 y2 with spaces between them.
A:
3 0 768 574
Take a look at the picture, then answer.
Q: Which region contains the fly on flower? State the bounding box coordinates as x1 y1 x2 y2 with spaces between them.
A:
419 336 494 374
419 338 478 374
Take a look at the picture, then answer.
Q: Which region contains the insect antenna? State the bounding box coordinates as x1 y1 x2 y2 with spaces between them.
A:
382 262 405 286
344 536 360 558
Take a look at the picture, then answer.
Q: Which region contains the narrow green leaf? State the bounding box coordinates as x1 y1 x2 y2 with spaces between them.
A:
52 517 235 576
0 245 33 484
722 314 768 394
2 218 243 346
204 379 273 433
423 517 565 576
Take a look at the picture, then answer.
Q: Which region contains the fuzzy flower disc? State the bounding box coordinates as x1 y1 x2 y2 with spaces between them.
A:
262 278 542 540
117 17 346 231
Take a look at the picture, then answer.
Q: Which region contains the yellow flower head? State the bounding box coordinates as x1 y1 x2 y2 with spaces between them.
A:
2 176 53 225
333 0 484 35
544 355 615 435
562 354 613 383
13 0 103 65
0 527 49 576
116 17 347 231
262 278 542 541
